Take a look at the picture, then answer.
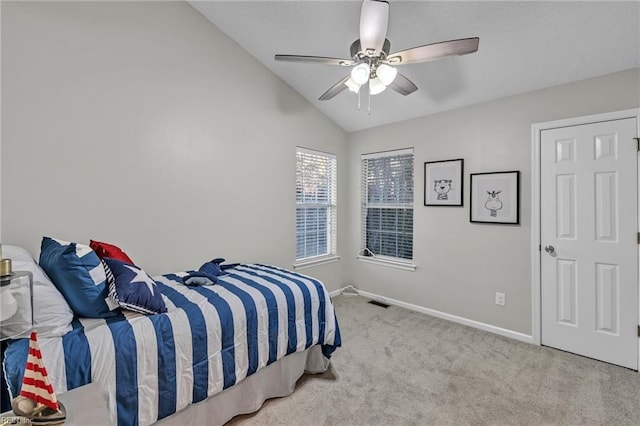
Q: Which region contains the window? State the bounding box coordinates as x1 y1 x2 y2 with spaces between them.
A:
296 147 337 262
361 148 414 262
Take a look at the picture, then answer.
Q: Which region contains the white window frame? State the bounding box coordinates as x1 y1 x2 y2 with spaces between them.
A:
294 147 339 269
359 148 416 271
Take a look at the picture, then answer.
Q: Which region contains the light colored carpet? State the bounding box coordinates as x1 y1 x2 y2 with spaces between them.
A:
228 294 640 425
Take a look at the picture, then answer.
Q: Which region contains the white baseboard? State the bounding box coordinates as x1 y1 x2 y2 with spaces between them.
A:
345 289 535 345
329 285 359 298
329 288 344 297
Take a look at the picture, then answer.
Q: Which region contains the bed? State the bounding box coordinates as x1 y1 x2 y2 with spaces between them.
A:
1 241 341 426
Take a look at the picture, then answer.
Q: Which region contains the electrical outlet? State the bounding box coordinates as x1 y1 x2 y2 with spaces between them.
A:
495 292 506 306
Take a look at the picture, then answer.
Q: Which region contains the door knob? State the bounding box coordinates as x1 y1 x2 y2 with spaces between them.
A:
544 245 555 254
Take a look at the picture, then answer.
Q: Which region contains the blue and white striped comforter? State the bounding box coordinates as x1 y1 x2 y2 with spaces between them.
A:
4 264 341 426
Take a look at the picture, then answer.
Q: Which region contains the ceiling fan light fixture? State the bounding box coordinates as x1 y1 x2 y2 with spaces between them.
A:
344 77 361 93
376 64 397 86
351 62 370 85
274 0 479 104
369 77 386 95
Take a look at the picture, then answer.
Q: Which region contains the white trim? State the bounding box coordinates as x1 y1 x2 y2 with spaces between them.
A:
531 108 640 359
329 287 345 298
296 146 336 160
530 122 542 345
356 290 534 344
356 255 417 271
293 255 340 270
364 203 413 209
295 147 338 262
532 109 640 132
329 285 359 298
361 147 414 160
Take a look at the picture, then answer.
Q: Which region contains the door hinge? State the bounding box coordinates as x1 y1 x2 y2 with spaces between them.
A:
637 232 640 244
635 137 640 151
638 325 640 337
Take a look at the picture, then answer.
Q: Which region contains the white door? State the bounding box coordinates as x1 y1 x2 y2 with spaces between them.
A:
541 117 638 369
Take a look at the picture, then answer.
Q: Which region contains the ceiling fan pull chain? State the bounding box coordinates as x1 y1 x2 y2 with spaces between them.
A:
368 83 372 115
357 89 361 111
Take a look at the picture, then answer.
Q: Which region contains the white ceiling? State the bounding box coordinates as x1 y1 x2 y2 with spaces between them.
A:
189 1 640 133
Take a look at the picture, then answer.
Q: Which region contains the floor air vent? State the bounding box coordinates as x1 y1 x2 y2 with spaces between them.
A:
368 300 390 308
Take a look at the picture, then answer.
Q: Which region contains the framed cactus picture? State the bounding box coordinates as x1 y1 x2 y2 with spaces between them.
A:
424 158 464 206
470 171 520 224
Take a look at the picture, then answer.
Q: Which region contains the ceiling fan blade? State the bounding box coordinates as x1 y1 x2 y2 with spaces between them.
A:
319 75 351 101
388 73 418 96
387 37 479 65
275 55 354 66
359 0 389 56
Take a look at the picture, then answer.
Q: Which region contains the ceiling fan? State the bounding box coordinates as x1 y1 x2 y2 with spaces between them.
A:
274 0 479 102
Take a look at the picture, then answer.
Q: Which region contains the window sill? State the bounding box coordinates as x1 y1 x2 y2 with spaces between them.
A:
356 255 417 271
293 255 340 270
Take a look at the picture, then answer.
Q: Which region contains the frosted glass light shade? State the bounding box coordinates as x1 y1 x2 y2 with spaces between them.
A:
350 63 370 85
377 64 397 86
369 77 386 95
344 77 361 93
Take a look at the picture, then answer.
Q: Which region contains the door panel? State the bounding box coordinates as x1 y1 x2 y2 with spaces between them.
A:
541 117 638 369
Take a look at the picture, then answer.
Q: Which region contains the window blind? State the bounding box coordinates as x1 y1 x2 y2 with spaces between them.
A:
361 149 414 260
296 148 337 261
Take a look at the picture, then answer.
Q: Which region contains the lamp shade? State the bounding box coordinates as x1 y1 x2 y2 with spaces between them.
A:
377 64 397 86
0 288 18 321
0 271 34 340
350 63 370 85
369 77 386 95
344 77 361 93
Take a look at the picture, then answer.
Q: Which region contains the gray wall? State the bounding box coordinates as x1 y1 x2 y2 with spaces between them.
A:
346 68 640 335
0 1 349 289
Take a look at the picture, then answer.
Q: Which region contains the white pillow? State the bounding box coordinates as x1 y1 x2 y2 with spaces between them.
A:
3 245 34 263
2 245 73 338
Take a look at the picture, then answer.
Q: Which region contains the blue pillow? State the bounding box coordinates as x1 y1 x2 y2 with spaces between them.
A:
39 237 118 318
103 258 167 315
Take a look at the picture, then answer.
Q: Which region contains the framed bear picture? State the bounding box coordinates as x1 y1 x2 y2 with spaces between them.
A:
470 170 520 224
424 159 464 206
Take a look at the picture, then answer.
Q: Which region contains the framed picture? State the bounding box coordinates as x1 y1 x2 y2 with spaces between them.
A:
424 159 464 206
470 171 520 224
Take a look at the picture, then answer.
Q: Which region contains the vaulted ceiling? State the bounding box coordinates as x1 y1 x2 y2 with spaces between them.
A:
190 1 640 133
